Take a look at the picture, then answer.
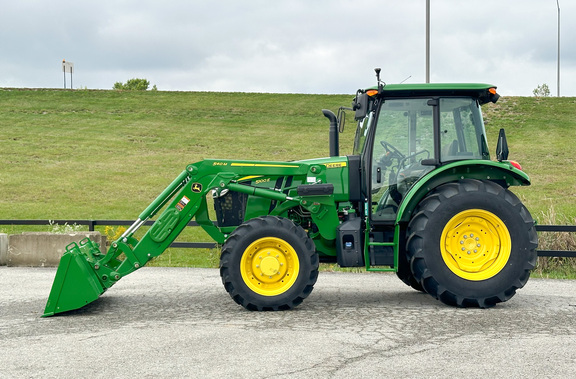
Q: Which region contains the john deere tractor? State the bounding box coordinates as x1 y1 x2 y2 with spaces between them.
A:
44 70 538 316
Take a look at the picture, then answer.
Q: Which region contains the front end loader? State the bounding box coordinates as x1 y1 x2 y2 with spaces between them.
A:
44 70 537 316
44 158 351 315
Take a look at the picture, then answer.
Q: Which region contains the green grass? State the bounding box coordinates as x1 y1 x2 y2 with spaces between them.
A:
0 89 353 219
1 88 575 276
483 97 576 219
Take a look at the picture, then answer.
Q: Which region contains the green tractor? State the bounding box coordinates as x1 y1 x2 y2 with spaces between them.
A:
43 70 538 316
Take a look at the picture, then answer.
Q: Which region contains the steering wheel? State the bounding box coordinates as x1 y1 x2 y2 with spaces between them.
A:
380 141 405 159
399 149 430 168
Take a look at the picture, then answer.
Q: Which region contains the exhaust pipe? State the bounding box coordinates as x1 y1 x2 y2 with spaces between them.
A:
322 109 339 157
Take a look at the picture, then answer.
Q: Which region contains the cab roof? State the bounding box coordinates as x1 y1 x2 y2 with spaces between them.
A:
366 83 498 104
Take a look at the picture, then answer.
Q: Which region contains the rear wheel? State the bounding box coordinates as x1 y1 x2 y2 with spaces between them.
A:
396 251 425 292
220 216 319 311
407 179 538 308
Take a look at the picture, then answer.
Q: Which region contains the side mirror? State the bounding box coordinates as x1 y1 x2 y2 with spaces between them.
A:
496 128 509 162
337 108 346 132
353 92 369 121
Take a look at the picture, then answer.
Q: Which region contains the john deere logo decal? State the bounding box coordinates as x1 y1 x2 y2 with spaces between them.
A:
191 183 202 193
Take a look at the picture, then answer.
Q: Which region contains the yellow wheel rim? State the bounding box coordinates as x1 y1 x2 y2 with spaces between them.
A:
440 209 511 281
240 237 300 296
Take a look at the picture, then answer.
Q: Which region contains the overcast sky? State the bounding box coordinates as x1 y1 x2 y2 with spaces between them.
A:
1 1 574 96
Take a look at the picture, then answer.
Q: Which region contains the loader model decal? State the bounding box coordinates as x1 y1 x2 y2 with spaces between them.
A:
255 178 271 184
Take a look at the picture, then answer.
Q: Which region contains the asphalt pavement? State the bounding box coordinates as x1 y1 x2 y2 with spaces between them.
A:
1 266 575 378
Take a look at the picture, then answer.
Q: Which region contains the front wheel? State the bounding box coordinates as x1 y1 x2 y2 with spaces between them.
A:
220 216 319 311
407 179 538 308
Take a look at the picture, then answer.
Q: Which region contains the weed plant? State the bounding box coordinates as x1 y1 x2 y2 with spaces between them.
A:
47 220 85 234
533 206 576 279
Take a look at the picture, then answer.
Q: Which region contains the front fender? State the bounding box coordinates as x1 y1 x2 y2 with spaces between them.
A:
396 160 530 224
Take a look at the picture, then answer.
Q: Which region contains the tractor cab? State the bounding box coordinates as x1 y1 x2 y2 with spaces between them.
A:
349 78 500 224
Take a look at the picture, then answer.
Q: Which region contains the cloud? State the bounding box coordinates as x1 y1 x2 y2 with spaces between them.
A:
0 0 574 95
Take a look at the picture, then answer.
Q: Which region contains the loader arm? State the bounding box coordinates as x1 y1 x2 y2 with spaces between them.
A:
43 159 340 316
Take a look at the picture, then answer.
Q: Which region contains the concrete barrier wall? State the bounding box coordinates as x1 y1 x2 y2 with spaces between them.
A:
4 232 107 267
0 233 8 266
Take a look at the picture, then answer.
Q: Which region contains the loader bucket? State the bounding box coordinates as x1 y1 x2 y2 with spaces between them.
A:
42 239 105 317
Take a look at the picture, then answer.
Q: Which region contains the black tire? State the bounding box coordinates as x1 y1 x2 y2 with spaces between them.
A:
396 251 425 292
407 179 538 308
220 216 319 311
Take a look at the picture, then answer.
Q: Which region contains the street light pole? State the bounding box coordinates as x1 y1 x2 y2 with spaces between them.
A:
556 0 560 97
426 0 430 83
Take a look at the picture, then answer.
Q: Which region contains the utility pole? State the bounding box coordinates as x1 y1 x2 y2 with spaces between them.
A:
426 0 430 83
556 0 560 97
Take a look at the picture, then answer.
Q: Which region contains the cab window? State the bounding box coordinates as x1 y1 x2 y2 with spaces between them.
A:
353 111 374 156
439 98 487 162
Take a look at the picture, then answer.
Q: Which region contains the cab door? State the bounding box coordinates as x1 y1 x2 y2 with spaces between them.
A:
369 98 435 223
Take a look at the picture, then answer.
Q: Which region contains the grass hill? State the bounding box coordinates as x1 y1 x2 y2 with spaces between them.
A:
2 88 574 221
1 88 575 271
0 89 352 220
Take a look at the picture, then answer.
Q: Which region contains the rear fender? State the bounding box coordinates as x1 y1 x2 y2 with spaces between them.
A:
396 160 531 224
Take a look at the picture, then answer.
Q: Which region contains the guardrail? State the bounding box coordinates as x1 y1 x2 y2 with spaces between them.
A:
0 219 575 257
531 224 576 258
